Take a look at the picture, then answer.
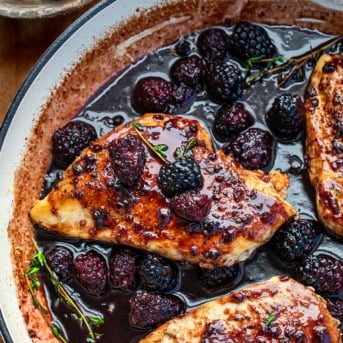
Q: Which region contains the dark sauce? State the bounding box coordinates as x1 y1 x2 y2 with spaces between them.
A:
36 24 343 342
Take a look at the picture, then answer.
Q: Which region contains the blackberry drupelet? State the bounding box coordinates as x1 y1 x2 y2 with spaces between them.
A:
205 60 243 104
139 254 177 292
52 120 97 167
223 128 274 171
197 28 229 61
109 134 146 187
74 250 108 296
46 246 73 281
296 253 343 295
169 191 211 222
170 55 205 89
266 93 305 142
272 219 320 262
228 21 276 64
129 290 185 329
212 102 254 141
199 265 238 288
158 157 203 197
109 248 140 291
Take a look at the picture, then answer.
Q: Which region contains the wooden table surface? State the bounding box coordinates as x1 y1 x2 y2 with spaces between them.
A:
0 3 95 127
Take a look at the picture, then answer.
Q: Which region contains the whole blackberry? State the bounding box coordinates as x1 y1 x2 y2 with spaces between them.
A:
266 94 305 142
199 265 238 288
272 219 320 262
228 21 276 64
52 121 97 167
197 28 229 61
170 191 211 222
212 102 254 141
46 246 73 281
109 248 140 291
170 55 205 89
158 157 203 197
139 254 177 292
223 128 274 171
296 254 343 295
129 290 185 329
205 61 243 104
132 77 173 114
74 250 108 296
109 134 146 187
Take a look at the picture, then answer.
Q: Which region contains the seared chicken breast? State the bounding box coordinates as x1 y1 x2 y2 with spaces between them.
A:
140 276 341 343
30 114 296 268
306 54 343 237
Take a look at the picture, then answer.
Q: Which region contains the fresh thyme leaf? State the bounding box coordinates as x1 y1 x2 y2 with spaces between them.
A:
265 312 276 326
174 147 183 160
51 324 61 338
89 316 105 326
131 121 145 131
25 267 40 276
184 138 197 154
54 297 61 308
31 276 41 290
153 144 168 158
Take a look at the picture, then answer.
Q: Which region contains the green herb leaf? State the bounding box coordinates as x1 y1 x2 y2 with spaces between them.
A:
89 316 105 326
131 121 145 131
25 267 40 276
31 276 41 290
153 144 168 159
174 147 183 160
265 312 276 326
51 324 61 338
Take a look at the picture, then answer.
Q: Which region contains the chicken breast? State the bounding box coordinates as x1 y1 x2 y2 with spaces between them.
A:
30 114 296 268
140 276 341 343
306 54 343 237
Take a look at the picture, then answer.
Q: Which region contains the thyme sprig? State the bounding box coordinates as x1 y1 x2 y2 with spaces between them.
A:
131 121 170 164
25 240 104 343
265 311 276 326
245 35 342 87
175 137 197 160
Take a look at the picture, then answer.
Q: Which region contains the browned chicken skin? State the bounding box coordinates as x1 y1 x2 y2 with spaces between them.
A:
140 276 341 343
306 54 343 237
30 114 296 268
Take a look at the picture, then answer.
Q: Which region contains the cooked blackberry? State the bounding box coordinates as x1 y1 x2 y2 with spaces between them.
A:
170 191 211 222
132 77 173 113
228 21 276 64
139 254 177 292
212 102 254 141
266 94 305 142
109 248 140 291
170 55 205 89
46 246 73 281
74 250 108 296
129 291 185 329
272 219 320 262
296 254 343 295
197 28 229 61
175 39 192 56
199 265 238 288
223 128 274 171
170 83 196 113
109 134 146 187
205 60 243 104
158 157 203 197
52 121 97 167
326 297 343 323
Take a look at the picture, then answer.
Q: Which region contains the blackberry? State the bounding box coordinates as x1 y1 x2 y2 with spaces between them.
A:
272 219 320 262
46 246 73 281
223 128 274 171
205 60 243 104
158 157 203 197
170 55 205 89
326 297 343 323
197 28 229 61
109 134 146 187
212 102 254 141
139 254 177 292
170 191 211 222
199 265 238 288
228 21 276 64
132 77 173 114
296 254 343 295
74 250 108 296
129 290 185 329
266 94 305 142
109 248 140 291
52 121 97 167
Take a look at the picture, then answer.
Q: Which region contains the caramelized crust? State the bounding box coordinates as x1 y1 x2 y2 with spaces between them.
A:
30 114 295 268
140 276 341 342
306 54 343 237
